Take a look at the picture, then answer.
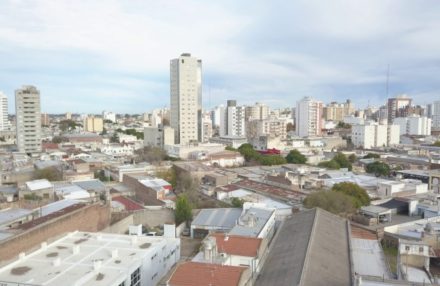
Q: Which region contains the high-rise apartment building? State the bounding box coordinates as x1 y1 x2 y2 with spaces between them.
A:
102 111 116 123
393 115 431 136
295 97 323 138
15 85 42 154
323 100 354 121
83 116 103 133
245 102 269 121
352 122 400 149
387 95 412 124
41 113 50 126
0 92 10 131
432 101 440 129
170 53 202 145
220 100 246 137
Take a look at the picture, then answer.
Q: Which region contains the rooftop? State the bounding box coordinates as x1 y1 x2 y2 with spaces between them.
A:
73 179 106 192
192 208 242 229
229 207 274 237
0 208 33 228
168 261 247 286
0 231 175 286
211 233 262 257
25 179 53 191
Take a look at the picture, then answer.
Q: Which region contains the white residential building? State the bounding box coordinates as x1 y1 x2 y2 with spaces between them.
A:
220 100 246 137
102 111 116 123
170 53 202 145
0 231 180 286
245 102 270 121
0 92 10 131
393 116 431 136
211 105 224 128
295 97 323 138
351 123 400 149
15 85 42 154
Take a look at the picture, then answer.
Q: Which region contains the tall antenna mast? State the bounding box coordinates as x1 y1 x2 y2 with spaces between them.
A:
386 64 390 98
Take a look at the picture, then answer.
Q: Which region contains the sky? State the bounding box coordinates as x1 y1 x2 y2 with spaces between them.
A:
0 0 439 114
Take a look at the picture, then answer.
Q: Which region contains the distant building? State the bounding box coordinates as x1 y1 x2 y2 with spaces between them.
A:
41 112 50 126
65 112 72 120
102 110 116 122
352 122 400 149
83 116 103 133
387 95 412 124
220 100 246 137
15 85 42 154
170 53 202 144
323 100 354 121
393 115 431 136
295 97 323 138
144 125 174 148
245 102 270 121
246 118 287 140
0 92 10 131
432 100 440 129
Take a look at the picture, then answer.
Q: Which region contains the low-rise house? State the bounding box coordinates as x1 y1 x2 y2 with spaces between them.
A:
20 179 54 200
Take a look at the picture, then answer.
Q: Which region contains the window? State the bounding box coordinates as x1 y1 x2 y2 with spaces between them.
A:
405 246 410 251
130 268 140 286
419 247 424 253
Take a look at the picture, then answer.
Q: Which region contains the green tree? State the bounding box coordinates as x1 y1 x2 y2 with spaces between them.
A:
363 153 380 159
52 136 68 144
155 167 177 188
259 155 286 166
231 197 244 208
365 161 391 177
332 182 370 208
285 149 307 164
34 167 63 181
336 122 352 129
175 195 193 225
59 119 79 132
286 122 295 132
332 153 352 170
318 160 340 170
348 154 356 163
433 141 440 147
303 191 356 215
225 146 237 151
237 144 260 161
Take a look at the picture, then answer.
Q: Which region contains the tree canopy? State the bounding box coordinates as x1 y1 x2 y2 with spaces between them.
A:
363 153 380 159
237 143 286 166
318 153 352 171
285 149 307 164
365 161 391 177
34 167 62 181
332 182 370 208
303 191 356 215
175 195 193 225
433 141 440 147
231 197 244 208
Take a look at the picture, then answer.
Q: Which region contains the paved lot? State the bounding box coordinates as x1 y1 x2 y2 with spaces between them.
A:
180 237 202 260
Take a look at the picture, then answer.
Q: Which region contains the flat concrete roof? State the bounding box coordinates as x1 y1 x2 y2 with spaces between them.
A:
0 231 177 286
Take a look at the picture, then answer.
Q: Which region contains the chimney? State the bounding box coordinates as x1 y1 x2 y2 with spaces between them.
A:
52 258 61 267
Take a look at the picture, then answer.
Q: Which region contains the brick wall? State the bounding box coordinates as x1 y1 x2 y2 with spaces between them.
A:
0 203 111 263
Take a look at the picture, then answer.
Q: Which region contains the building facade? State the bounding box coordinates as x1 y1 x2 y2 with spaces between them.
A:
0 92 10 131
83 116 103 133
144 126 175 148
393 116 432 136
322 100 354 121
220 100 246 137
245 102 269 121
432 100 440 129
170 53 202 145
295 97 323 138
15 85 42 154
351 123 400 149
387 96 412 124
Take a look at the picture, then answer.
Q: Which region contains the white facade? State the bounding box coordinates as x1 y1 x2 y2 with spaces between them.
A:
220 101 246 137
15 85 42 153
0 231 180 286
351 123 400 149
295 97 323 138
393 116 431 136
102 111 116 123
144 126 174 148
100 144 134 157
170 53 202 145
211 105 224 127
0 92 10 131
245 102 269 121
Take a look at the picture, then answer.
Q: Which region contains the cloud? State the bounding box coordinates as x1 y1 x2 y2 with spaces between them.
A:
0 0 439 113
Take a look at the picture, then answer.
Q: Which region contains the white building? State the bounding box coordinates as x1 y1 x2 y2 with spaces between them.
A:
393 116 431 136
170 53 202 145
144 126 174 148
351 123 400 149
295 97 323 138
432 100 440 129
220 100 246 137
102 111 116 123
245 102 270 121
0 92 10 131
0 231 180 286
211 105 224 128
15 85 42 154
100 144 134 157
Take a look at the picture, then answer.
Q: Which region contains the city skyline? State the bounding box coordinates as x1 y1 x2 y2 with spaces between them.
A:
1 1 440 113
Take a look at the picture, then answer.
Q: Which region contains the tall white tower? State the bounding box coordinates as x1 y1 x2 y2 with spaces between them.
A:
0 92 10 131
295 97 323 138
15 85 42 154
170 53 202 145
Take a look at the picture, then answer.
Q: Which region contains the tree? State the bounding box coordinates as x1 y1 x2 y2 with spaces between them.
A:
238 144 260 161
155 167 177 188
286 122 295 132
336 122 352 129
34 167 63 181
318 160 340 170
59 119 79 132
363 153 380 159
433 141 440 147
365 161 391 177
175 195 193 225
332 153 352 171
285 149 307 164
94 170 111 182
259 155 286 166
135 146 167 164
303 191 356 215
348 154 356 163
332 182 370 208
52 136 68 144
231 197 244 208
225 146 236 151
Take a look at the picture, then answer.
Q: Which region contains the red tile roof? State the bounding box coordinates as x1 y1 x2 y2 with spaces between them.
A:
112 196 144 211
211 233 262 257
351 224 377 240
168 262 248 286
